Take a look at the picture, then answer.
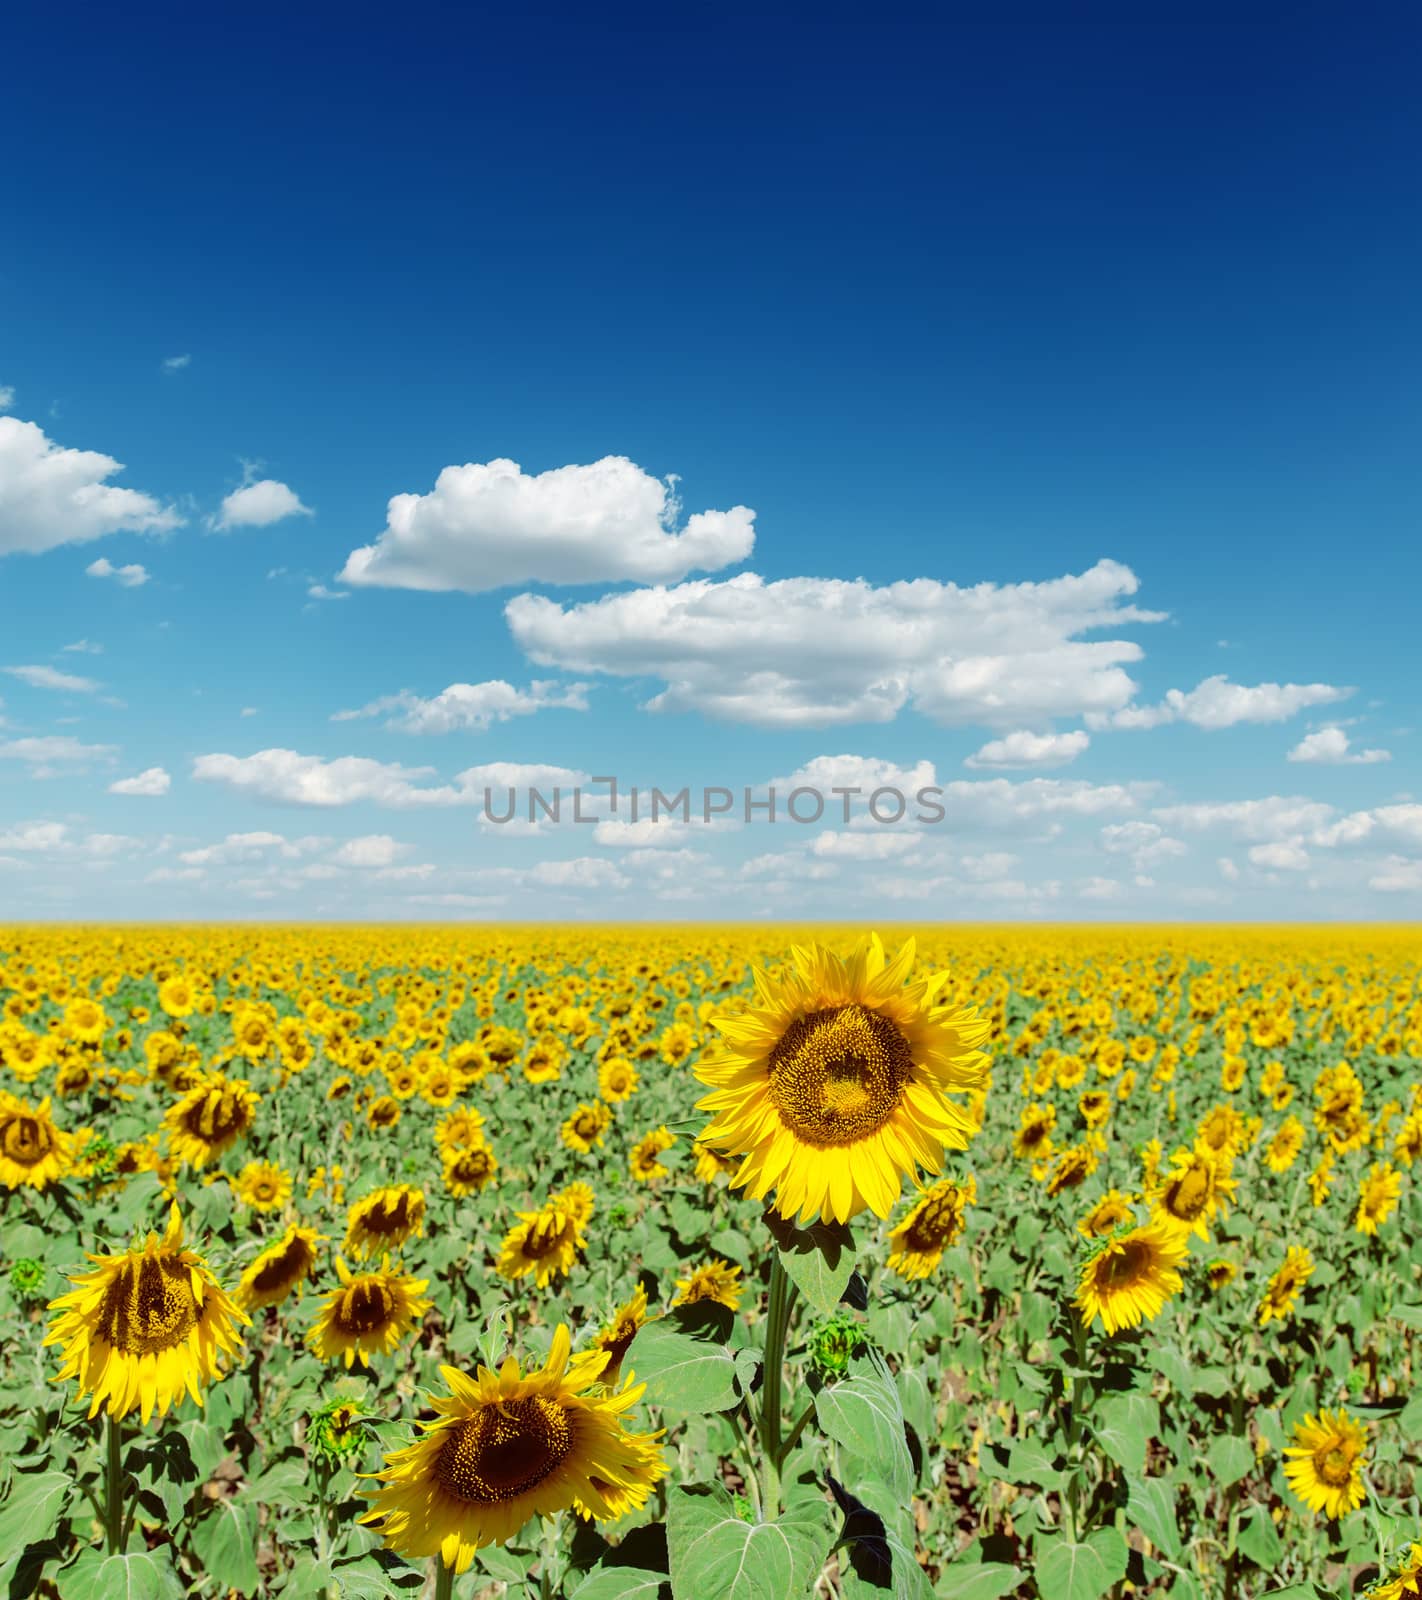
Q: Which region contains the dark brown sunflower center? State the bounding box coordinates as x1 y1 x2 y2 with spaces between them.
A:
767 1004 912 1148
182 1091 247 1143
2 1116 52 1164
364 1196 411 1234
338 1280 395 1333
1097 1240 1151 1292
98 1256 200 1353
1164 1166 1210 1219
435 1397 573 1504
522 1217 573 1259
251 1243 309 1293
904 1193 963 1253
1315 1445 1353 1487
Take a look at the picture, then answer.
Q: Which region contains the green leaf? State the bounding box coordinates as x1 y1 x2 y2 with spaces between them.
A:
934 1563 1022 1600
667 1483 836 1600
1125 1474 1182 1562
1091 1392 1159 1478
1236 1505 1284 1569
1208 1433 1254 1488
635 1307 741 1416
0 1470 73 1553
58 1549 186 1600
571 1568 671 1600
1032 1529 1128 1600
814 1354 912 1496
190 1499 261 1597
764 1213 857 1316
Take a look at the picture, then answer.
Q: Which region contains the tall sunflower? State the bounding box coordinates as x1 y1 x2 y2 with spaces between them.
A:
443 1142 498 1197
45 1204 249 1422
1075 1220 1188 1336
1149 1144 1235 1241
163 1073 259 1168
345 1185 427 1258
309 1257 431 1368
1356 1162 1402 1236
672 1259 743 1311
237 1224 325 1311
497 1201 584 1289
696 935 990 1226
1371 1542 1422 1600
595 1285 650 1384
1284 1408 1368 1518
362 1326 666 1574
886 1174 976 1278
0 1092 74 1190
1258 1246 1313 1327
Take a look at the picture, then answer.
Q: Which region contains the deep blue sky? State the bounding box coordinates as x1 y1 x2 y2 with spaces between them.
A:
1 11 1418 917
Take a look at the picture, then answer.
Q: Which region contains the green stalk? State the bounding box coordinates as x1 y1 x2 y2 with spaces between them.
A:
759 1254 796 1516
434 1556 455 1600
104 1414 125 1554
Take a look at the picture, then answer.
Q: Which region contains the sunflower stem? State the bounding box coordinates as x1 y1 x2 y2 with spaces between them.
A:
104 1413 125 1554
433 1557 455 1600
759 1253 794 1515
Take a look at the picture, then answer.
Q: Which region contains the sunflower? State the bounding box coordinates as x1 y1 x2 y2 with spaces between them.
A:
1265 1117 1306 1174
672 1259 743 1311
629 1126 675 1183
552 1182 595 1229
308 1256 431 1368
1045 1141 1098 1197
598 1057 639 1103
696 936 990 1227
692 1139 738 1184
1284 1408 1368 1518
1149 1145 1235 1241
1356 1162 1403 1236
1078 1090 1112 1130
0 1092 74 1190
234 1160 293 1212
886 1174 976 1278
1075 1220 1188 1336
443 1142 498 1197
561 1101 612 1155
1205 1259 1237 1293
361 1326 666 1574
345 1186 427 1258
367 1095 402 1131
44 1204 249 1422
1258 1246 1313 1326
237 1224 325 1311
497 1202 584 1289
1077 1188 1136 1240
436 1107 487 1154
1371 1543 1422 1600
1013 1105 1057 1164
595 1284 650 1383
164 1073 259 1168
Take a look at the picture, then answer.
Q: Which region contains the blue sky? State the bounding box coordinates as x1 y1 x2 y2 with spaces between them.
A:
2 10 1419 919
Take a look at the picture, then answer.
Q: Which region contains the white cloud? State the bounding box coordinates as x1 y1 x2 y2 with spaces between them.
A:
0 736 116 775
192 748 459 808
739 852 838 881
307 584 348 601
528 857 629 891
1369 857 1422 893
1099 820 1187 871
508 559 1160 729
1078 876 1125 900
770 755 939 796
1090 675 1349 731
1153 796 1336 842
240 707 259 717
340 456 755 593
1249 838 1311 872
162 354 191 372
213 477 312 531
87 557 151 587
329 834 409 869
5 664 100 693
966 729 1089 769
1287 727 1390 765
0 385 14 411
1218 857 1240 881
0 417 180 556
0 820 137 856
593 817 689 849
63 639 103 654
809 831 919 860
109 766 171 797
177 832 328 867
334 678 589 734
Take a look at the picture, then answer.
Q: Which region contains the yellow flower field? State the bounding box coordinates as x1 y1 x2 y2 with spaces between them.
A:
0 923 1419 1598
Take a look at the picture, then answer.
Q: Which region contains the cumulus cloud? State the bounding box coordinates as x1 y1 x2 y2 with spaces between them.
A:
966 729 1089 769
339 456 755 593
213 477 312 531
192 748 459 808
162 354 191 372
1152 796 1337 842
0 417 180 556
109 766 171 797
334 678 589 734
1099 820 1187 872
1369 857 1422 893
508 559 1160 729
770 755 940 795
5 664 100 693
0 385 14 411
1090 674 1349 731
1249 838 1311 872
0 736 116 776
809 831 920 860
87 557 150 587
1287 727 1390 765
63 639 103 654
329 834 409 868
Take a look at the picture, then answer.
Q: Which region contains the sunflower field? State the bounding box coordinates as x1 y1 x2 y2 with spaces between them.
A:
1 924 1420 1600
